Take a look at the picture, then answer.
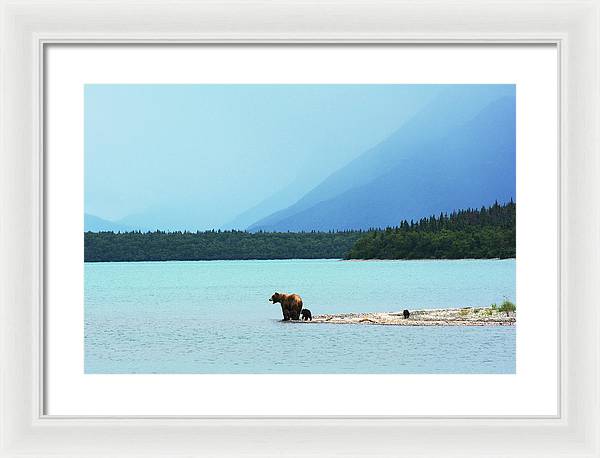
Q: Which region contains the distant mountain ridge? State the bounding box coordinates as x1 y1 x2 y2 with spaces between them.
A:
220 178 310 231
84 213 132 232
248 88 515 232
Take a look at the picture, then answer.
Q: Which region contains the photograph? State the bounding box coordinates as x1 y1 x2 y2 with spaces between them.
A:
84 83 516 374
8 0 599 451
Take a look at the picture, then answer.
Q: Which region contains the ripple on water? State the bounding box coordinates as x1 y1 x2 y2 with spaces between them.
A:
85 259 516 374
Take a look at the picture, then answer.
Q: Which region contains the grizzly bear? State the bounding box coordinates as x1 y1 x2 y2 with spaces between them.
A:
269 292 303 321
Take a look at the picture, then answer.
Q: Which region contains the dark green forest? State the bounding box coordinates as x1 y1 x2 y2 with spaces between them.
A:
84 201 515 262
84 230 363 262
346 201 515 260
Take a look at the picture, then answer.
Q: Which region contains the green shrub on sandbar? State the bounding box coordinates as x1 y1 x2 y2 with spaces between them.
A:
498 300 516 316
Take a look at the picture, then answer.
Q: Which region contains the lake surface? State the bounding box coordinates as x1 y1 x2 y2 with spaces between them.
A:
85 259 516 374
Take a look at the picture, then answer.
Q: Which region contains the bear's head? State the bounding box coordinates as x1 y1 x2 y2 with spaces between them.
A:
269 292 281 304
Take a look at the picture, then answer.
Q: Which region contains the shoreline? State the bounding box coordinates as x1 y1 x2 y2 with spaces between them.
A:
293 306 515 326
84 257 516 264
341 258 514 262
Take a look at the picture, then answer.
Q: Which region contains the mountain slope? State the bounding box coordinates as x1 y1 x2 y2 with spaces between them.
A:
84 213 132 232
249 94 515 232
247 86 515 232
221 178 311 231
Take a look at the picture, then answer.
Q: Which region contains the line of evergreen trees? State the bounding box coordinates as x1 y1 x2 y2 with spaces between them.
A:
84 201 515 262
345 200 515 260
84 229 363 262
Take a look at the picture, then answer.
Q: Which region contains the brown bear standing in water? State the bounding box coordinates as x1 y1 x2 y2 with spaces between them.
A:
269 292 303 321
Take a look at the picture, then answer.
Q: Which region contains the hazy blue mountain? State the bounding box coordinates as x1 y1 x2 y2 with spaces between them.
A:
85 213 132 232
221 179 313 231
248 93 515 232
115 202 201 232
247 86 514 232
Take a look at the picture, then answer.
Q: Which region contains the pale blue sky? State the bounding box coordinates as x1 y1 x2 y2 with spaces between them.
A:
84 84 508 230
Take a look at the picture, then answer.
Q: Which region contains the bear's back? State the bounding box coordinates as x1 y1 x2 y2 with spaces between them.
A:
284 293 302 304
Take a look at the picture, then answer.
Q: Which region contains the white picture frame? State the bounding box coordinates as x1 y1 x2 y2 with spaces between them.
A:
1 0 598 456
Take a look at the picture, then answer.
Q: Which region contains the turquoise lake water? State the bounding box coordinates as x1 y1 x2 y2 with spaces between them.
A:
84 259 516 374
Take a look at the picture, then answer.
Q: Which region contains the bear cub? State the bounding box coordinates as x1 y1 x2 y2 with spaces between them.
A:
300 309 312 321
